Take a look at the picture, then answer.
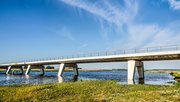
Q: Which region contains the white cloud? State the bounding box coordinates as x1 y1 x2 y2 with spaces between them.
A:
59 0 180 69
147 20 180 46
60 0 137 27
60 0 139 46
168 0 180 10
60 0 180 49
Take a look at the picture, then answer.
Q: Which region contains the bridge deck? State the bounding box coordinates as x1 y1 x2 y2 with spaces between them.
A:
0 50 180 67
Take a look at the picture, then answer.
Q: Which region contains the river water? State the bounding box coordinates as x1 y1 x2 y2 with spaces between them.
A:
0 71 175 86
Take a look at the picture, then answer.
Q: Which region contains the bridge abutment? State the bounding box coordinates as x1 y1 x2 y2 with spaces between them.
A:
128 60 144 82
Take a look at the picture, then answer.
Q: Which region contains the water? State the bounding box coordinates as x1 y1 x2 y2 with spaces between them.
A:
0 71 175 86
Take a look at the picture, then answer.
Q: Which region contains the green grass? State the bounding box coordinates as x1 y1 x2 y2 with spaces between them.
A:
145 69 180 73
0 80 180 102
146 70 180 77
170 72 180 77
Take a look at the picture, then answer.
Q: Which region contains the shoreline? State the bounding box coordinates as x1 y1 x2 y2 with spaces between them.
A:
145 69 180 81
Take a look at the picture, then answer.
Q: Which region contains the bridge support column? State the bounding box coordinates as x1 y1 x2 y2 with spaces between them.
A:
58 63 78 77
40 67 45 76
73 64 79 76
128 60 144 81
25 65 31 75
6 66 11 74
137 62 144 79
58 63 65 77
20 66 24 75
25 65 45 75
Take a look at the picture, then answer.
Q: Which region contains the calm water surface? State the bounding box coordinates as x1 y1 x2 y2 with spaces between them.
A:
0 71 175 86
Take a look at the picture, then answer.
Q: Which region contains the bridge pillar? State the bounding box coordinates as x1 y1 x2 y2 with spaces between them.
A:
20 66 24 75
58 63 78 77
58 63 65 77
6 66 24 75
137 62 144 79
73 64 79 76
25 65 45 75
25 65 31 75
128 60 144 81
40 66 45 76
6 66 12 74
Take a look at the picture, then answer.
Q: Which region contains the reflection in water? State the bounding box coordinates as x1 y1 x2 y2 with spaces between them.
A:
71 75 78 82
58 76 63 83
6 75 10 81
138 78 145 84
128 80 135 84
25 75 30 84
58 75 78 83
25 75 29 78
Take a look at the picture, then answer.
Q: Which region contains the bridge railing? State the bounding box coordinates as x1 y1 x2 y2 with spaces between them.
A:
1 44 180 64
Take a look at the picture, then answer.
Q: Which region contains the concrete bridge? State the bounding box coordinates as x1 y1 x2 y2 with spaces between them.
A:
0 45 180 83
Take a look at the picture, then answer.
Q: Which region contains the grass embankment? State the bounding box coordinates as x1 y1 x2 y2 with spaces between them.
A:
0 80 180 102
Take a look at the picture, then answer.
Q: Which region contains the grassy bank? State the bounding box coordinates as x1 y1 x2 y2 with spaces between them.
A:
170 72 180 77
0 80 180 102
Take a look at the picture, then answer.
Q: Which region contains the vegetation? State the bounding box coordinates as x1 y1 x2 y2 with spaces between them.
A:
145 69 180 77
0 80 180 102
46 66 55 69
170 72 180 77
145 69 180 74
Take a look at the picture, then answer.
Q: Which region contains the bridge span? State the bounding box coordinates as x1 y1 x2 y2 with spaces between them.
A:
0 45 180 83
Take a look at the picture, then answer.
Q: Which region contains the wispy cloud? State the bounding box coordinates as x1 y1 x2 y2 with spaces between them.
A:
146 20 180 46
60 0 138 46
51 27 75 41
60 0 180 49
60 0 138 28
168 0 180 10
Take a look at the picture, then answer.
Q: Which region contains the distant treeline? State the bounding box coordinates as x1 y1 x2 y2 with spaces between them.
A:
112 69 127 71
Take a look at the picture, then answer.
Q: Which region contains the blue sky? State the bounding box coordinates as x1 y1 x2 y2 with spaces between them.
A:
0 0 180 69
